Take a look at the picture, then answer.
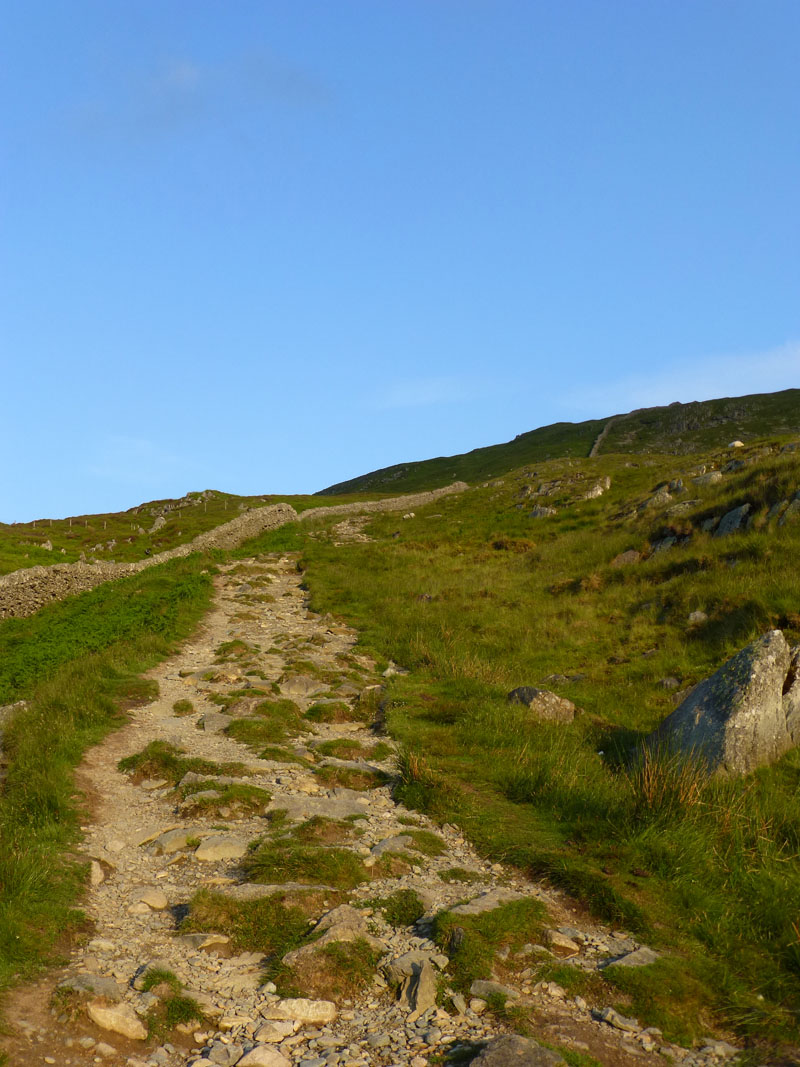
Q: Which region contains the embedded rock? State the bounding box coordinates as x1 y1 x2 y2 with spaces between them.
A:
507 687 576 723
783 645 800 744
60 974 122 1001
583 477 611 500
194 835 249 862
647 630 795 775
238 1048 291 1067
611 549 641 567
87 1001 147 1040
400 960 438 1018
262 998 337 1025
451 888 524 916
470 1035 565 1066
714 503 751 537
693 471 723 487
778 493 800 525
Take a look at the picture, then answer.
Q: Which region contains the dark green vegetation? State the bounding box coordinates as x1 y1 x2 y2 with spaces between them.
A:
0 556 213 992
258 437 800 1050
318 388 800 495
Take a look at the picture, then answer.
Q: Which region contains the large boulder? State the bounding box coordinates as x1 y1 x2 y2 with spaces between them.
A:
647 630 796 775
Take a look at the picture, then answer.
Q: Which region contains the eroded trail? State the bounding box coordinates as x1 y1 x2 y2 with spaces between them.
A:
1 557 734 1067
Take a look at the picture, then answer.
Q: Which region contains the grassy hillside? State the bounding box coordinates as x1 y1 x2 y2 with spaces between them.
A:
0 488 378 577
317 388 800 496
246 437 800 1055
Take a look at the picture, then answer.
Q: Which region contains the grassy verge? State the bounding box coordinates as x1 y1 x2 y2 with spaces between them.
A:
0 554 214 993
252 447 800 1051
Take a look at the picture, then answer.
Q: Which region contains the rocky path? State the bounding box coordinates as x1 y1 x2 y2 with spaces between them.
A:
1 557 740 1067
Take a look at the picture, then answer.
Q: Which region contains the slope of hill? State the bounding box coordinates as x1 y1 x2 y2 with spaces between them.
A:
317 388 800 495
278 433 800 1055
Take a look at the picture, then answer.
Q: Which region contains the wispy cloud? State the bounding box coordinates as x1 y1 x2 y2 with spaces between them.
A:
371 374 493 410
564 340 800 418
71 49 330 141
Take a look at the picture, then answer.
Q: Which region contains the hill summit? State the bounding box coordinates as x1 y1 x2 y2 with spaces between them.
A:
317 388 800 496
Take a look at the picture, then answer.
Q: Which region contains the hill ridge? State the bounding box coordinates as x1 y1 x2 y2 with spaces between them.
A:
317 388 800 496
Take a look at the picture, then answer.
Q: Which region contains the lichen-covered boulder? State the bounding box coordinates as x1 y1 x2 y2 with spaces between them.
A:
647 630 795 775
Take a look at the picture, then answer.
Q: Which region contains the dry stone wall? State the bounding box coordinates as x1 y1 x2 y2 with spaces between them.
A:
297 481 468 523
0 483 467 620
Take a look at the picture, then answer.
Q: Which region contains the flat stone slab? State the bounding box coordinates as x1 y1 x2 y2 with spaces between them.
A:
60 974 122 1001
262 998 337 1025
601 946 659 969
194 835 249 862
267 793 370 822
150 827 199 855
87 1001 147 1040
470 979 520 1000
450 888 525 916
371 835 413 857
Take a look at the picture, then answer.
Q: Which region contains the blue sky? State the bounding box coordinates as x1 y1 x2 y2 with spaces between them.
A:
2 1 798 521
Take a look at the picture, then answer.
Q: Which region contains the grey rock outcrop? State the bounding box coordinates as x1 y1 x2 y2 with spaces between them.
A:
714 503 751 537
783 646 800 744
508 687 576 723
778 492 800 525
647 630 797 775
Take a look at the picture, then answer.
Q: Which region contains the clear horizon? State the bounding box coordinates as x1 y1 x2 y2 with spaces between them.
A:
3 2 798 522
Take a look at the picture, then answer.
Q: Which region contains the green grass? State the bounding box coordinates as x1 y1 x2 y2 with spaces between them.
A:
0 555 213 994
177 781 272 816
432 899 547 993
0 557 216 703
118 739 247 784
243 839 368 889
313 765 387 791
361 889 425 927
272 443 800 1050
224 700 307 748
181 888 313 971
314 738 392 761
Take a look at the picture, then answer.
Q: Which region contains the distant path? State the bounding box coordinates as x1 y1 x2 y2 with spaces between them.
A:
0 483 468 620
588 417 620 458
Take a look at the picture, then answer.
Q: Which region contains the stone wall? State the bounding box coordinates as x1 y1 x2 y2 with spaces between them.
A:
0 483 467 620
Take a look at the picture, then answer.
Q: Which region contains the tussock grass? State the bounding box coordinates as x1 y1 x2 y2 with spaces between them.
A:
305 700 368 724
119 740 247 784
433 899 547 993
182 888 313 962
243 840 368 888
178 782 272 817
278 939 381 1001
361 889 425 927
